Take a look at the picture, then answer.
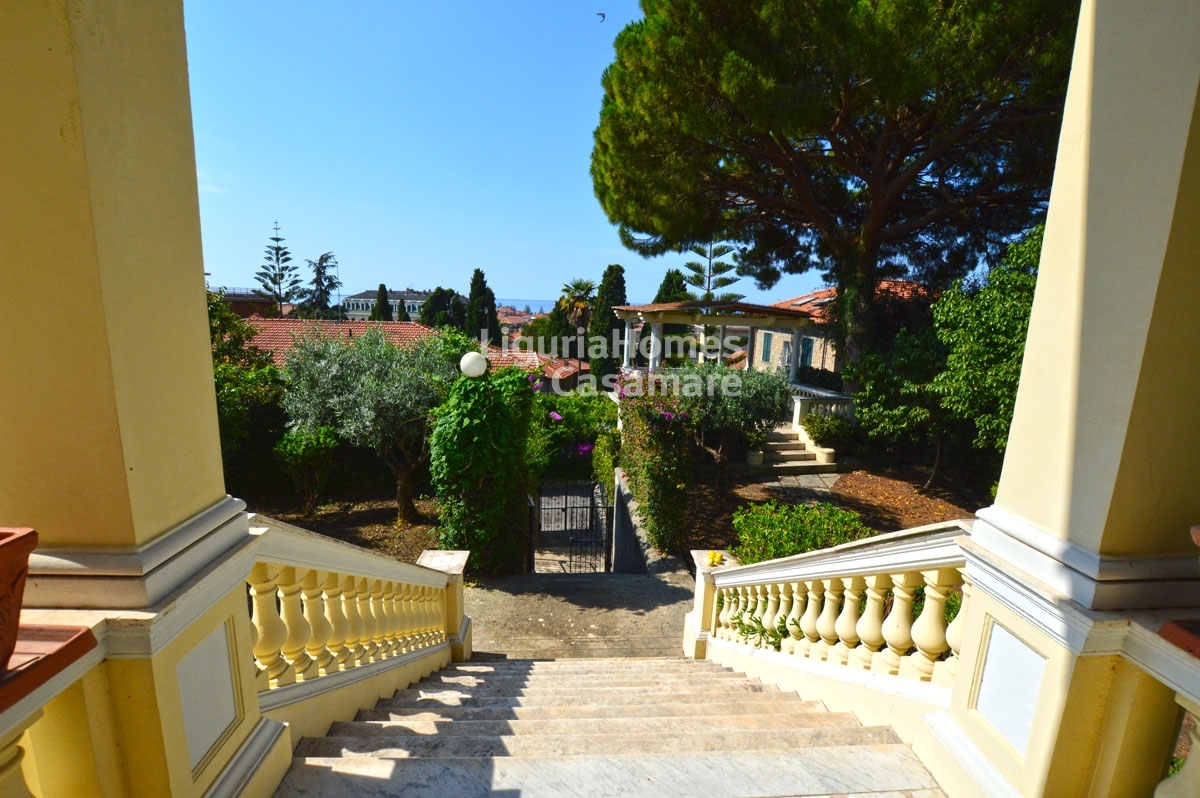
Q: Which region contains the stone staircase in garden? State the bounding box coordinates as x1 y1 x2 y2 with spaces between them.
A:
274 657 944 798
754 426 839 476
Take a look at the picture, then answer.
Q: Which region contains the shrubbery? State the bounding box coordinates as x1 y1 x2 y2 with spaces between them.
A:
591 428 621 497
528 391 617 482
431 367 535 574
801 412 858 452
731 500 873 564
618 374 693 553
793 365 844 393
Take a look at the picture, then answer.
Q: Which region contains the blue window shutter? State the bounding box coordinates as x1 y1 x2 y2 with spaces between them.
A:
801 338 814 368
762 332 773 362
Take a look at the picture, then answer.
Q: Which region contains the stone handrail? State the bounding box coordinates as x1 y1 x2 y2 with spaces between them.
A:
791 390 853 425
691 520 972 686
246 516 461 692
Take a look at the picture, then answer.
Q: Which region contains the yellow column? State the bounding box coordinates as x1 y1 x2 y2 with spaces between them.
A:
949 4 1200 795
0 0 225 552
992 0 1200 574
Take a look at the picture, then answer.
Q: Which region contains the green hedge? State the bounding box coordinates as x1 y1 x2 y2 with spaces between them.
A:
731 500 872 564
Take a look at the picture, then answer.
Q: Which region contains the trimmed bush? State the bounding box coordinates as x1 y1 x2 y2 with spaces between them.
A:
591 428 621 497
801 412 857 451
731 500 873 564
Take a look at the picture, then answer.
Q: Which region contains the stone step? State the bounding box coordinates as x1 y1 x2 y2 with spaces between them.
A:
294 725 899 759
418 671 752 689
752 460 840 476
356 697 830 723
437 658 733 676
399 677 773 698
275 748 945 798
763 449 816 463
376 686 783 709
764 439 806 451
327 710 860 739
768 428 800 441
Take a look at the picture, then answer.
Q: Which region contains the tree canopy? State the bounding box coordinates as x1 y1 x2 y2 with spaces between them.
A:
207 291 281 455
419 287 467 330
280 327 470 522
933 226 1041 453
592 0 1076 360
300 252 341 318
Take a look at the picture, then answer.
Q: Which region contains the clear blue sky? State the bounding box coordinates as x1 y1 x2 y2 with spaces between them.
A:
184 1 825 307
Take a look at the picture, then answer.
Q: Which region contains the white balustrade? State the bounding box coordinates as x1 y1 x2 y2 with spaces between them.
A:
702 521 970 687
247 517 457 693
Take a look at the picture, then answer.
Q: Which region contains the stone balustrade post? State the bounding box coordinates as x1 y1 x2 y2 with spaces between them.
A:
760 583 781 650
300 569 334 675
340 575 367 666
717 587 735 640
417 550 471 660
368 579 389 658
249 562 292 688
773 582 793 652
798 579 822 656
277 567 319 681
321 571 350 672
831 576 864 665
900 568 958 681
813 579 843 661
853 573 892 670
932 568 971 686
356 577 379 661
782 582 806 655
873 572 922 676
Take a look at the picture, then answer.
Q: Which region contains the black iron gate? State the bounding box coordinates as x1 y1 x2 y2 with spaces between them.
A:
536 481 609 573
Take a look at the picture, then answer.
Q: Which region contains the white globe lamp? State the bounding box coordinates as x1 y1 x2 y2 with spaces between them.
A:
460 351 488 378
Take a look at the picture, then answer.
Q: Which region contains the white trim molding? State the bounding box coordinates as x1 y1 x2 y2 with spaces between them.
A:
972 506 1200 610
26 496 252 609
202 718 287 798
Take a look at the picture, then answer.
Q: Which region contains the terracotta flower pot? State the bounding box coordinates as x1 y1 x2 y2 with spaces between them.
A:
0 528 38 672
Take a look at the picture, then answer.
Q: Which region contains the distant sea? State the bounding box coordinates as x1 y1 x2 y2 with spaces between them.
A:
495 298 556 314
495 297 651 314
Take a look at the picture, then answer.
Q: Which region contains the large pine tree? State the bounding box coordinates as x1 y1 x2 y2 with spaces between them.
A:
419 287 467 329
301 251 342 318
588 264 628 380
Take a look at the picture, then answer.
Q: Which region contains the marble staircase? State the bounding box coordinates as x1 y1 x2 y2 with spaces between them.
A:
274 657 944 797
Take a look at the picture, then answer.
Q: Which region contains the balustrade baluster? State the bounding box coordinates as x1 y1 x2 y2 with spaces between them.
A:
782 581 805 655
433 586 447 642
277 567 318 681
249 563 291 688
933 569 970 686
813 579 843 660
773 583 792 653
379 580 400 656
413 586 431 647
759 584 781 650
341 575 367 665
853 574 892 670
830 576 864 665
398 583 418 651
747 585 767 646
300 569 334 675
798 579 822 656
322 572 350 671
357 577 379 661
902 568 959 681
368 579 389 659
716 587 733 640
873 572 922 676
1157 720 1200 797
735 586 754 645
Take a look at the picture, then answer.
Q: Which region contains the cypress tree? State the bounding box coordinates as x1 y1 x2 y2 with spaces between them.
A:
588 264 628 380
464 269 500 347
369 283 393 321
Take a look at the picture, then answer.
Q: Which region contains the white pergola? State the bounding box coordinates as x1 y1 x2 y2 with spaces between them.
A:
611 300 814 381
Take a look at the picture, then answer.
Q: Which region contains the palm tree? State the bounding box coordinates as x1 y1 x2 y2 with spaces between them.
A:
559 278 597 331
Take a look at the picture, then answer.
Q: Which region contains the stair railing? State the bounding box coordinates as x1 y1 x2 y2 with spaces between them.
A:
688 520 971 687
247 515 465 692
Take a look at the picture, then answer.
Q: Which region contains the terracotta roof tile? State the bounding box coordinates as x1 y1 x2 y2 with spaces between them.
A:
247 318 437 367
770 280 931 324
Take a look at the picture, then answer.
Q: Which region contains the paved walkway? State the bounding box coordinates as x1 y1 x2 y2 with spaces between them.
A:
464 570 695 660
750 471 843 505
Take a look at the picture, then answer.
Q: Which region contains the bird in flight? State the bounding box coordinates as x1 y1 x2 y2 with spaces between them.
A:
597 12 605 22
